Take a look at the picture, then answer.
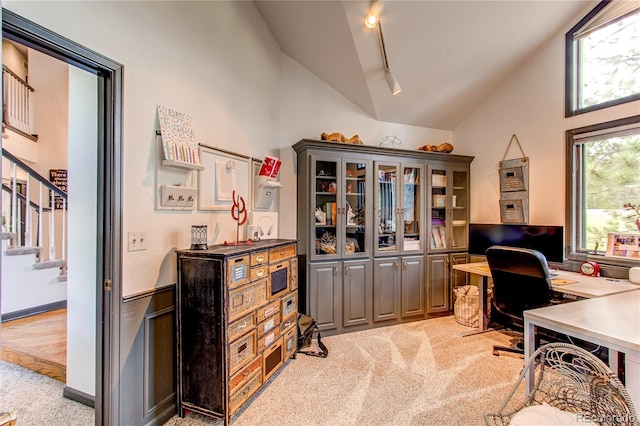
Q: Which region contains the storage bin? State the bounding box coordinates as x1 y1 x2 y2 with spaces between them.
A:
453 285 492 328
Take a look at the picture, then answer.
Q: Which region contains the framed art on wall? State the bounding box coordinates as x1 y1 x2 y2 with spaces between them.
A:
198 145 252 211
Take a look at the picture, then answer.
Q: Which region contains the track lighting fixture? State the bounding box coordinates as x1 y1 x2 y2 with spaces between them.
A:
365 1 401 96
385 68 401 96
364 0 383 29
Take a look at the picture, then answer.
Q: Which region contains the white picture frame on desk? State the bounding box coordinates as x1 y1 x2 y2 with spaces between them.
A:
606 232 640 259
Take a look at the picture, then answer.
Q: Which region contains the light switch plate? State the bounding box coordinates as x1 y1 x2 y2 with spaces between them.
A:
128 231 147 251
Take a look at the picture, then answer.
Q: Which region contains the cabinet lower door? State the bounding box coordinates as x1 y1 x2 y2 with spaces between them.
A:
373 258 401 322
342 259 372 328
309 262 341 331
400 255 425 318
427 254 449 314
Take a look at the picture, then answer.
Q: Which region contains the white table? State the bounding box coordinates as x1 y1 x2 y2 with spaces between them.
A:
451 261 639 335
524 290 640 409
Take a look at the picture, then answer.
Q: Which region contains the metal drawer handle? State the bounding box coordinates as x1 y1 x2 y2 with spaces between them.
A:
256 255 265 262
256 269 264 277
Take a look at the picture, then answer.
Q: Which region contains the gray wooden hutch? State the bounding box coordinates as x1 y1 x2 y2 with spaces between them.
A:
294 139 474 335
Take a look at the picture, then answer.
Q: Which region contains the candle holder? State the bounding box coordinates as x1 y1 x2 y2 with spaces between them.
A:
190 225 208 250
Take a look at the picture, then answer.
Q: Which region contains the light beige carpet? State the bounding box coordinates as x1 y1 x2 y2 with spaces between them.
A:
0 360 94 426
166 316 525 426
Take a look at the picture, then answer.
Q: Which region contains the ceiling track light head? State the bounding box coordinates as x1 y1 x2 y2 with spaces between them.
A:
364 0 384 29
364 14 378 29
385 68 401 96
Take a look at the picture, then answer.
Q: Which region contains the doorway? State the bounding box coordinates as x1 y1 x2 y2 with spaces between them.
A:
2 9 122 424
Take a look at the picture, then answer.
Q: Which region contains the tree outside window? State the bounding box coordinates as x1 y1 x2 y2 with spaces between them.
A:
578 130 640 253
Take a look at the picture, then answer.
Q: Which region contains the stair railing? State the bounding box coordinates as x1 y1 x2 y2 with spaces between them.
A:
2 148 67 264
2 65 36 139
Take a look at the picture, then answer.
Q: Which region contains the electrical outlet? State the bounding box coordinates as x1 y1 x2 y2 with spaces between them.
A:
128 231 147 251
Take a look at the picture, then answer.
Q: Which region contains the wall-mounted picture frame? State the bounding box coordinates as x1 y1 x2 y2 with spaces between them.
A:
198 145 252 211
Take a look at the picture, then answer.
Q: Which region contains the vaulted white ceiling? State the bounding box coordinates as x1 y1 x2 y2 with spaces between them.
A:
255 0 596 131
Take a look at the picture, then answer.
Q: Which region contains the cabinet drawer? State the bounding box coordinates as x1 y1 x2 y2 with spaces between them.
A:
228 279 268 322
229 330 257 374
228 312 256 342
283 326 297 360
257 314 281 339
280 314 296 333
263 339 284 383
281 292 297 322
257 327 281 353
290 257 298 290
257 300 280 323
229 356 261 395
269 244 296 263
250 250 269 266
229 370 261 415
250 265 268 281
228 255 250 289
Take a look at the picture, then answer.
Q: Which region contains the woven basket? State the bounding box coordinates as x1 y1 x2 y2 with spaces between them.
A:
453 285 492 328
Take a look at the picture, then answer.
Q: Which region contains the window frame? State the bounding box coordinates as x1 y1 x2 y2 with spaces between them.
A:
565 0 640 117
565 115 640 267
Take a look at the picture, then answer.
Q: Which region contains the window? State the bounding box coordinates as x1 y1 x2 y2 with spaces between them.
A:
566 116 640 260
566 0 640 116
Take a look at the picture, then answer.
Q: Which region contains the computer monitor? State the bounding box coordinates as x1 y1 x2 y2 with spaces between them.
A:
468 223 564 263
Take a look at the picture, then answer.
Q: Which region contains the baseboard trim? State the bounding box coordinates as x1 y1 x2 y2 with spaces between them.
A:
1 300 67 322
63 385 95 408
143 403 177 426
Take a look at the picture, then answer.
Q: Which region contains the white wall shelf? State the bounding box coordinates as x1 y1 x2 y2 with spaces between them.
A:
161 158 204 171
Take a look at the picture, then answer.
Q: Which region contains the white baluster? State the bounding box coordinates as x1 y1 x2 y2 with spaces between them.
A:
50 189 56 260
62 198 67 267
24 172 31 246
38 182 43 250
11 163 17 244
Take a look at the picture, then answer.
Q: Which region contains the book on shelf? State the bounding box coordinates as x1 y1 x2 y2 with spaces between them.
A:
325 202 337 225
431 227 443 249
438 226 447 249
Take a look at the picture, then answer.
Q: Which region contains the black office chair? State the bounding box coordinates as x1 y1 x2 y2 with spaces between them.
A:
486 245 556 356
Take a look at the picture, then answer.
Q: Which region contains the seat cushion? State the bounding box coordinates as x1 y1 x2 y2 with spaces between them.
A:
509 404 580 425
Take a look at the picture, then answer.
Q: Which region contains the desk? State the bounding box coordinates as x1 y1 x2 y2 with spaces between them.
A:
451 261 639 335
524 290 640 409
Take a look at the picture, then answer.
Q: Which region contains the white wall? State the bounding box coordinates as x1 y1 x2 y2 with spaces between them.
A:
453 14 640 226
4 1 283 296
4 1 452 295
277 53 453 238
66 66 97 396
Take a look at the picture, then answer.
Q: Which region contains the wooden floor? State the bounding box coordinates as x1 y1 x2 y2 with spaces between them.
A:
1 308 66 382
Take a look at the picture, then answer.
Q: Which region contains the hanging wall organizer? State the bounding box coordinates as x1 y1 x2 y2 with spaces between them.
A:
499 134 529 224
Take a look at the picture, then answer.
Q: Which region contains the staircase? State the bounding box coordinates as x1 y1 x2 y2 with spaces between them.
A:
1 64 68 321
1 148 68 321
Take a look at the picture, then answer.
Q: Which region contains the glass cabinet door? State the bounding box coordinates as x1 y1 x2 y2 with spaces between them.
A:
312 158 339 260
343 160 369 257
430 168 448 251
401 164 423 253
429 166 469 252
375 163 399 255
450 169 468 251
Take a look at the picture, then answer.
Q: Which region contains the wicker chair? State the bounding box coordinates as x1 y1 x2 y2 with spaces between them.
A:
485 342 639 426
